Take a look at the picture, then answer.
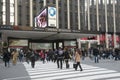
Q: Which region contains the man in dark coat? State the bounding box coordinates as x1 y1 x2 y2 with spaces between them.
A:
93 47 99 63
57 47 64 69
30 49 36 68
64 47 70 69
114 48 119 61
3 48 11 67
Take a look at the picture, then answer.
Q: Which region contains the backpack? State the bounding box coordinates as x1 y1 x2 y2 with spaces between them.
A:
58 50 63 55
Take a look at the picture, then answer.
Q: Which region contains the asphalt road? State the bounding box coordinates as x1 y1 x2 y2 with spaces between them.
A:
0 61 30 80
0 57 120 80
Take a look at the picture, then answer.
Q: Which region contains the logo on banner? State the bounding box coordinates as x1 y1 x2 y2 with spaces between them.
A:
48 7 56 17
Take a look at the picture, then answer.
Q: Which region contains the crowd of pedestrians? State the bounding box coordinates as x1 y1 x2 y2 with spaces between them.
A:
1 46 120 72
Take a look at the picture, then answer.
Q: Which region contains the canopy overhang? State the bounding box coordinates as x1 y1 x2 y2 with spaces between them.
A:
0 30 98 40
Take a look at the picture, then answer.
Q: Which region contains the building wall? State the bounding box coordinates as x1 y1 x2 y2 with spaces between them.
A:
0 0 120 33
0 0 14 25
0 0 2 24
1 0 120 48
17 0 30 26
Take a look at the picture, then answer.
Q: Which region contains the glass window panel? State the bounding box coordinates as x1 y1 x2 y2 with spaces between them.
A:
10 0 14 4
2 6 6 11
79 0 87 30
89 0 97 31
2 0 6 2
10 16 14 22
99 0 106 32
10 7 14 13
2 15 6 21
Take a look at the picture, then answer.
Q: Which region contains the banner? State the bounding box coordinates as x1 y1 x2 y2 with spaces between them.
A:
48 7 56 27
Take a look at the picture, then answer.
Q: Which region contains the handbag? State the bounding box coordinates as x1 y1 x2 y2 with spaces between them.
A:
73 63 77 68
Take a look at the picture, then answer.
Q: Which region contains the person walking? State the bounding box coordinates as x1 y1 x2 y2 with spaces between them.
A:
39 50 45 64
74 48 83 71
19 49 24 62
3 48 11 67
114 48 119 61
93 47 99 63
29 49 36 68
64 47 70 69
57 47 64 69
12 49 19 65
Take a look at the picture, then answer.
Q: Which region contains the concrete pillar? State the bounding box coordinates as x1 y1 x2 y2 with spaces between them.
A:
14 0 18 25
105 0 108 48
77 39 81 48
113 0 117 48
87 0 90 30
44 0 47 6
30 0 33 27
67 0 70 29
78 0 81 30
56 0 59 29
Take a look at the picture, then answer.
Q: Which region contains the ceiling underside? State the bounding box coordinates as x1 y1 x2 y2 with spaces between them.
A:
1 30 97 40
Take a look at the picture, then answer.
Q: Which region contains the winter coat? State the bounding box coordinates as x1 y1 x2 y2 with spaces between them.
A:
64 51 70 59
93 48 99 56
75 51 81 62
12 51 19 64
3 52 11 62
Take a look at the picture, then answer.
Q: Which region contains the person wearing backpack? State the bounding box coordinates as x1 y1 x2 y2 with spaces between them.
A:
57 47 64 69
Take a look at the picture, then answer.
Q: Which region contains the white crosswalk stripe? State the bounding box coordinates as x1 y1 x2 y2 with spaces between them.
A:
23 61 120 80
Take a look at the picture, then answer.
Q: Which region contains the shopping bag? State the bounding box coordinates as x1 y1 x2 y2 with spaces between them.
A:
73 63 77 68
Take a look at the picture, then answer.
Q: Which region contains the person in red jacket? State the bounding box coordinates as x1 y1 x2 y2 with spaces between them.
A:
39 50 45 63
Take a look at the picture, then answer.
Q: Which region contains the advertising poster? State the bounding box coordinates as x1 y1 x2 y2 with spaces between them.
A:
48 7 56 27
36 8 47 28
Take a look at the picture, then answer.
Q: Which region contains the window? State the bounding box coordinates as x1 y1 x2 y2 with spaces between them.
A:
10 22 14 25
10 3 14 7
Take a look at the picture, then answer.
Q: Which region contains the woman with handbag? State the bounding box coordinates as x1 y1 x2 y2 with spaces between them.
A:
74 48 83 71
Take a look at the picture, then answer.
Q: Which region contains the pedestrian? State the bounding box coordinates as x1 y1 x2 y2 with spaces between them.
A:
93 47 99 63
74 48 83 71
3 48 11 67
19 49 24 62
25 49 31 64
64 47 70 69
39 50 45 64
29 49 36 68
114 48 119 61
12 49 19 65
57 47 64 69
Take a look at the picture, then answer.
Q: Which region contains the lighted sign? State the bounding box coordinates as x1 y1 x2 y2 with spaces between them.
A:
48 7 56 27
36 8 47 28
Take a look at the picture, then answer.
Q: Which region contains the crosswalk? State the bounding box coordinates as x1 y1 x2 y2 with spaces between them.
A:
23 61 120 80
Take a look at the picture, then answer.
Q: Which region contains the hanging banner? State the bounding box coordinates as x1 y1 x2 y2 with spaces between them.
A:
35 8 47 28
48 7 56 27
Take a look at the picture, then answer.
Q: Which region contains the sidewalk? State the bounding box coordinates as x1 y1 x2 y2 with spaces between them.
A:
0 61 30 80
81 57 120 72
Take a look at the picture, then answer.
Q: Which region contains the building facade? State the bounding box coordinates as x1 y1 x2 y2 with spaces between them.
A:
0 0 120 48
0 0 14 25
